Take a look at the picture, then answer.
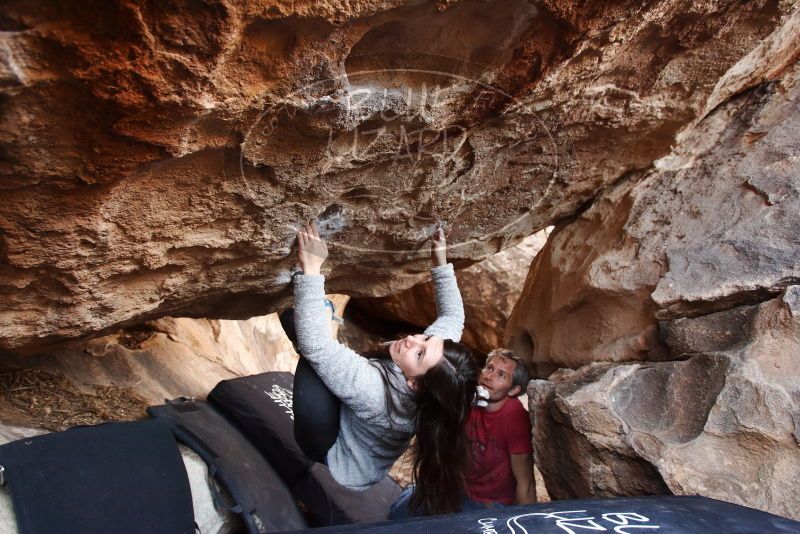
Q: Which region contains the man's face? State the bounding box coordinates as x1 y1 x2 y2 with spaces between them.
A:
479 356 519 401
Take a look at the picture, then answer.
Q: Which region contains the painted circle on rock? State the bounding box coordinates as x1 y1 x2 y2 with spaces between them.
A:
228 55 560 256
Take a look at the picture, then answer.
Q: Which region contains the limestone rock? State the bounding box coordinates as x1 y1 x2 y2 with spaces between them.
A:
0 0 788 351
529 286 800 520
354 230 549 354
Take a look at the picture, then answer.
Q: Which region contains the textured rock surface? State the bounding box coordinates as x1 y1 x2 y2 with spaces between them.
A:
529 285 800 520
506 6 800 374
354 229 549 354
0 293 347 442
0 314 295 406
0 0 788 350
513 8 800 520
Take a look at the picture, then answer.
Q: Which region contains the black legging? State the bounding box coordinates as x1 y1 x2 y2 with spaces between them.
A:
293 357 341 463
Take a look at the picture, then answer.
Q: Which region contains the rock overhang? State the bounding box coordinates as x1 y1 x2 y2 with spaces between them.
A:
0 0 789 350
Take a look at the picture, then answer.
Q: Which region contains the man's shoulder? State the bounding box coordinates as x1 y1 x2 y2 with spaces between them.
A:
500 397 527 417
498 398 531 438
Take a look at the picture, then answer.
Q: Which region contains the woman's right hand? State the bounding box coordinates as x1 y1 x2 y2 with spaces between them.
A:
431 227 447 267
297 221 328 275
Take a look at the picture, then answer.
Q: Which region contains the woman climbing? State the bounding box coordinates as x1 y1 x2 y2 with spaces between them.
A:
285 220 478 516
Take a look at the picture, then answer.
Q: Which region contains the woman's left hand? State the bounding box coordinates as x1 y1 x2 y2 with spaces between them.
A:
297 221 328 275
431 227 447 267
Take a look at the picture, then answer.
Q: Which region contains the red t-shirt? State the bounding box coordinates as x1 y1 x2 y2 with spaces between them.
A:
465 398 532 504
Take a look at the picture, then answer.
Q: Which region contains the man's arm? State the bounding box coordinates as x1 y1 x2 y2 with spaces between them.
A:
510 453 536 505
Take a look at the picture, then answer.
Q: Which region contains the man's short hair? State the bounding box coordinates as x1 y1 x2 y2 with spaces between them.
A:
486 348 530 394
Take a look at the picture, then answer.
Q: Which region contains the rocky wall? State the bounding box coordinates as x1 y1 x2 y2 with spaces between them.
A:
0 313 294 424
509 7 800 519
528 286 800 519
1 0 789 351
0 292 347 413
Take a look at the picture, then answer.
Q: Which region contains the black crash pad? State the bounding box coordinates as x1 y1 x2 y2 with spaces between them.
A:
288 495 800 534
0 419 195 534
209 372 403 527
147 398 308 533
209 372 311 486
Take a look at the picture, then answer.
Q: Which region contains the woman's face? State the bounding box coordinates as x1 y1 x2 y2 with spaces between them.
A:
389 334 445 379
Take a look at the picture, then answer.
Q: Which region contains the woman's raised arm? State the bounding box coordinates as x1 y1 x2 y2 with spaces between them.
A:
424 228 465 342
293 221 385 417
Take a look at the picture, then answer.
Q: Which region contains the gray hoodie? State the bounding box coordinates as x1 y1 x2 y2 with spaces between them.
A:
293 263 465 490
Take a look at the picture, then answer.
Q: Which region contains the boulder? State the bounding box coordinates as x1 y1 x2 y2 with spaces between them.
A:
513 9 800 520
529 286 800 520
0 314 296 407
0 0 789 351
506 6 800 374
0 294 347 408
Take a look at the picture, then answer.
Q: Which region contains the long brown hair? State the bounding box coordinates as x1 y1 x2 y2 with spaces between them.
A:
409 339 477 515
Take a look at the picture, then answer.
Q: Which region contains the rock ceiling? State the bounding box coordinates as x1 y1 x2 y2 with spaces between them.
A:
0 0 790 350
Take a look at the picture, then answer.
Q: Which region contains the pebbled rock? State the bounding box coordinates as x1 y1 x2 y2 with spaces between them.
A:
0 0 788 350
